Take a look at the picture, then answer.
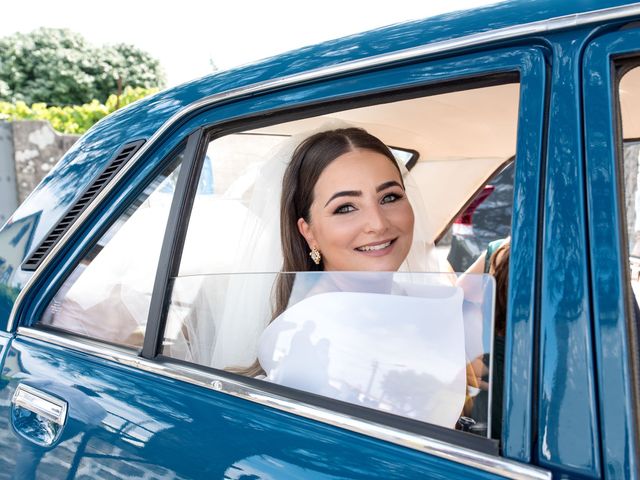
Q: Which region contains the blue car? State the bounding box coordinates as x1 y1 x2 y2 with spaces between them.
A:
0 1 639 478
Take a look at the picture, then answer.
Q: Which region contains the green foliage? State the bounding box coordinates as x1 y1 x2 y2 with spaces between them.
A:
0 86 158 134
95 44 165 100
0 28 165 105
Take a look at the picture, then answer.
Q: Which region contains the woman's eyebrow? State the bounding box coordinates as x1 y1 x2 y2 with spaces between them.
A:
376 180 403 192
324 190 362 207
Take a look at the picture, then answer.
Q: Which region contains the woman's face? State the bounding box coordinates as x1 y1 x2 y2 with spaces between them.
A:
298 148 414 271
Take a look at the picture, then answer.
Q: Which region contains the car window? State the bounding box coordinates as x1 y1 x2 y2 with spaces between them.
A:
160 80 520 440
38 149 184 348
165 271 495 431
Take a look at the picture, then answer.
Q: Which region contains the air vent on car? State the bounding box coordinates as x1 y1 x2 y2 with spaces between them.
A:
22 139 146 272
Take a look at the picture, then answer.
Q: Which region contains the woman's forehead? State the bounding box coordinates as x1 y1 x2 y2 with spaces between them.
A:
315 150 401 190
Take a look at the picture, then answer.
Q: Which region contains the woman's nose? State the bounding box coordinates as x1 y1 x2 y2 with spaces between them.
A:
364 205 390 234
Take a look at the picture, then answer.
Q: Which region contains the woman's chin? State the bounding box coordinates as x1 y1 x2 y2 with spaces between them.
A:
349 255 406 272
353 244 409 271
324 244 411 272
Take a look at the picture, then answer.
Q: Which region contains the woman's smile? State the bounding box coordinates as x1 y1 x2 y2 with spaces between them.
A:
355 238 396 254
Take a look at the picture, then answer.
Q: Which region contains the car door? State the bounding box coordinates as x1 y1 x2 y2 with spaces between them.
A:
0 45 548 478
582 26 640 479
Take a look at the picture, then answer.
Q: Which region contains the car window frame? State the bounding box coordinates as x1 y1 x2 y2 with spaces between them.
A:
11 45 548 475
138 48 547 458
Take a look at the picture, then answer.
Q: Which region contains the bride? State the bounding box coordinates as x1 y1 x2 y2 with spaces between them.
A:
237 127 470 429
164 126 491 430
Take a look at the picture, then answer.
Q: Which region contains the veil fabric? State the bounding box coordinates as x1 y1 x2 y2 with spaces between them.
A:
166 122 447 368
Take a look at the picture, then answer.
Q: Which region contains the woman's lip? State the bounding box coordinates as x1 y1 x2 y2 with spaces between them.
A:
355 238 396 254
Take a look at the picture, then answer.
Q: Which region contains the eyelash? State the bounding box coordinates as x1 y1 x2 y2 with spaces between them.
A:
332 192 404 214
381 192 403 204
334 204 356 215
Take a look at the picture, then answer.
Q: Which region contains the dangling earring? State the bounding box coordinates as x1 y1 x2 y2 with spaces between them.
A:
309 247 321 265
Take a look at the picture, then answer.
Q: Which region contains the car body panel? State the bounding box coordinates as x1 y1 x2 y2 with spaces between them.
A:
536 29 602 477
0 334 526 479
5 46 547 478
583 27 640 478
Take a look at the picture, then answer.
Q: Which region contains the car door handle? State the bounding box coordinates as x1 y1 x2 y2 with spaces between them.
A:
11 384 68 446
12 384 68 425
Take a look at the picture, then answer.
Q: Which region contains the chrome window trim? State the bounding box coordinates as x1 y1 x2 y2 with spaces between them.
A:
8 3 640 332
16 326 551 480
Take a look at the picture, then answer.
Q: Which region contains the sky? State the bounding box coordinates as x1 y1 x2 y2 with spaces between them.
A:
1 0 498 87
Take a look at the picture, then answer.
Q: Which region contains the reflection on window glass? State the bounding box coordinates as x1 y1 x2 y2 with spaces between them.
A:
619 66 640 304
162 271 497 437
40 150 184 347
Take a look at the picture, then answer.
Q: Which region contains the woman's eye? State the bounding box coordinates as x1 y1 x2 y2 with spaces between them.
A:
381 192 403 204
334 204 356 214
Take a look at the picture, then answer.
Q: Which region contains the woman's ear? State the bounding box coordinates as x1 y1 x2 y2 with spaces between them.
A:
297 217 316 249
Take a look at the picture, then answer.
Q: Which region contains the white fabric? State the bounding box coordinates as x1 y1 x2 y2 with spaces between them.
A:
258 287 467 428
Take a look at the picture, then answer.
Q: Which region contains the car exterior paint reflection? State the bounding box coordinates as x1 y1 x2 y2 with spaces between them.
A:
0 339 508 479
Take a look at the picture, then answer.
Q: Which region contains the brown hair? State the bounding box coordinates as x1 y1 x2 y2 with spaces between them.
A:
463 241 510 418
490 242 510 336
232 128 401 377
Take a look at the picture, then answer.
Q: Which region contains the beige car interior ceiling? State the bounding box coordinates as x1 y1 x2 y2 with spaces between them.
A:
252 83 521 243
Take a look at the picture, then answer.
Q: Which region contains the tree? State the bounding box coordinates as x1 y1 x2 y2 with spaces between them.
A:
0 28 165 105
93 43 166 103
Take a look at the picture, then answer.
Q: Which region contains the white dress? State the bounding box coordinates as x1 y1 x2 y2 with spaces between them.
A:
258 284 467 428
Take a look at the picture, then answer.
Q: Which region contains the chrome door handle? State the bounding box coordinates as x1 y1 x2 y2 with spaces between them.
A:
12 384 68 426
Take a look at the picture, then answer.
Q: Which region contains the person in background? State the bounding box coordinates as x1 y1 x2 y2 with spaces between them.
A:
464 238 510 438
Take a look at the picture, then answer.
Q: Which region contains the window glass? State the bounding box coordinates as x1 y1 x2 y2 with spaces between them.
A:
618 66 640 303
164 271 496 433
163 81 519 438
39 149 184 347
178 134 284 276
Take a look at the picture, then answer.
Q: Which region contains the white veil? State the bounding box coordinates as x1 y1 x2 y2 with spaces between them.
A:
166 122 445 369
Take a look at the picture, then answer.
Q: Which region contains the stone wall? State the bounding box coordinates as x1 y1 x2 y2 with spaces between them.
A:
12 121 79 203
0 123 17 226
0 120 79 225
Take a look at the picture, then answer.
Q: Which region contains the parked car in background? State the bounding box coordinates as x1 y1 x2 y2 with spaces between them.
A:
0 0 639 478
443 161 514 272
